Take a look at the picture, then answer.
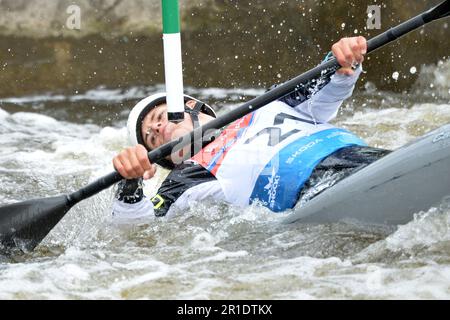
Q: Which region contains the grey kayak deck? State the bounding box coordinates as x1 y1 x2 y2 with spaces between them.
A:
283 124 450 226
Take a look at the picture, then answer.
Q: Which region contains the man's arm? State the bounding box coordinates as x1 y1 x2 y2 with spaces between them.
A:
111 161 219 221
111 145 157 223
293 65 362 123
279 36 367 122
112 178 155 223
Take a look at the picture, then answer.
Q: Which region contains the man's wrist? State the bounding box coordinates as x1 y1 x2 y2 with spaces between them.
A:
115 178 144 204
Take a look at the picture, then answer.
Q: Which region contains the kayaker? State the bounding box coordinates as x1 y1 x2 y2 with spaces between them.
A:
111 36 391 221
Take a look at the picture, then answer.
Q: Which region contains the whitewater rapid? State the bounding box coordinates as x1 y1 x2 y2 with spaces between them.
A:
0 60 449 299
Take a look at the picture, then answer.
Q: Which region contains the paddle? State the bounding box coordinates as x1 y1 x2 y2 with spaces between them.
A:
1 0 448 254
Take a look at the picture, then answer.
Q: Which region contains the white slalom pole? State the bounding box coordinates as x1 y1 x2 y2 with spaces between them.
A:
162 0 185 123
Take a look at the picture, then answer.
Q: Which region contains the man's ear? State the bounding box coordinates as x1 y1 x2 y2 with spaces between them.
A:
185 100 196 109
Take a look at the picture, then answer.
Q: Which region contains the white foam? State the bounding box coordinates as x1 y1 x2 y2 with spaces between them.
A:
11 112 59 127
385 206 450 252
337 103 450 149
0 94 67 104
0 108 9 119
414 59 450 99
0 85 264 106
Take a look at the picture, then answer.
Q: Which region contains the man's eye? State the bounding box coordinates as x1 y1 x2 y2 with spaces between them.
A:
158 113 162 121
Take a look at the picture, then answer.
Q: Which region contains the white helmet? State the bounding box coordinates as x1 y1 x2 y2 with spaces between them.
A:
127 92 216 169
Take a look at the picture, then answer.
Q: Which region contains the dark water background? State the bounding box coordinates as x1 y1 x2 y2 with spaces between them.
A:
0 0 448 100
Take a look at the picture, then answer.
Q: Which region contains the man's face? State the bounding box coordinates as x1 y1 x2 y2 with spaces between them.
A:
140 101 198 150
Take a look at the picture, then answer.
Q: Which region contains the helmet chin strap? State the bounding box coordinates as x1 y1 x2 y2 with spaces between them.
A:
184 101 205 157
184 101 204 129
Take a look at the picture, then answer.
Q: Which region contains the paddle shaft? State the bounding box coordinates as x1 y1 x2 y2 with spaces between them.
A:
368 0 449 52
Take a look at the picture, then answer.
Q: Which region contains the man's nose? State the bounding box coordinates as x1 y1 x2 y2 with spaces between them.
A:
151 121 162 134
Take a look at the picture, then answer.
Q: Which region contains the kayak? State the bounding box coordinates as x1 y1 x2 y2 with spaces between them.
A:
283 123 450 226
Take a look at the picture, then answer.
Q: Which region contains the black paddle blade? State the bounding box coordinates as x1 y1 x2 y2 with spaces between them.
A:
441 0 450 18
0 195 71 254
425 0 450 21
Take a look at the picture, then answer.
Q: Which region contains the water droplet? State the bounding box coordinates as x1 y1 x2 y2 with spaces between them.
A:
409 66 417 74
392 72 399 81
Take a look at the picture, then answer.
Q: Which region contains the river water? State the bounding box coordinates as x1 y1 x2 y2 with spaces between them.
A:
0 59 450 299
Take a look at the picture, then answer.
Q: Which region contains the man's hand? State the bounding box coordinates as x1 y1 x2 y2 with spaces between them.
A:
113 144 157 180
331 36 367 76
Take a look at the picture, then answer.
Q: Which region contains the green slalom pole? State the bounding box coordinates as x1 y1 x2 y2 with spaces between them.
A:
162 0 185 123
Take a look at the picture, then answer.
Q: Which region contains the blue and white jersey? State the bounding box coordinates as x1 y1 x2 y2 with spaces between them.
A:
190 100 366 212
